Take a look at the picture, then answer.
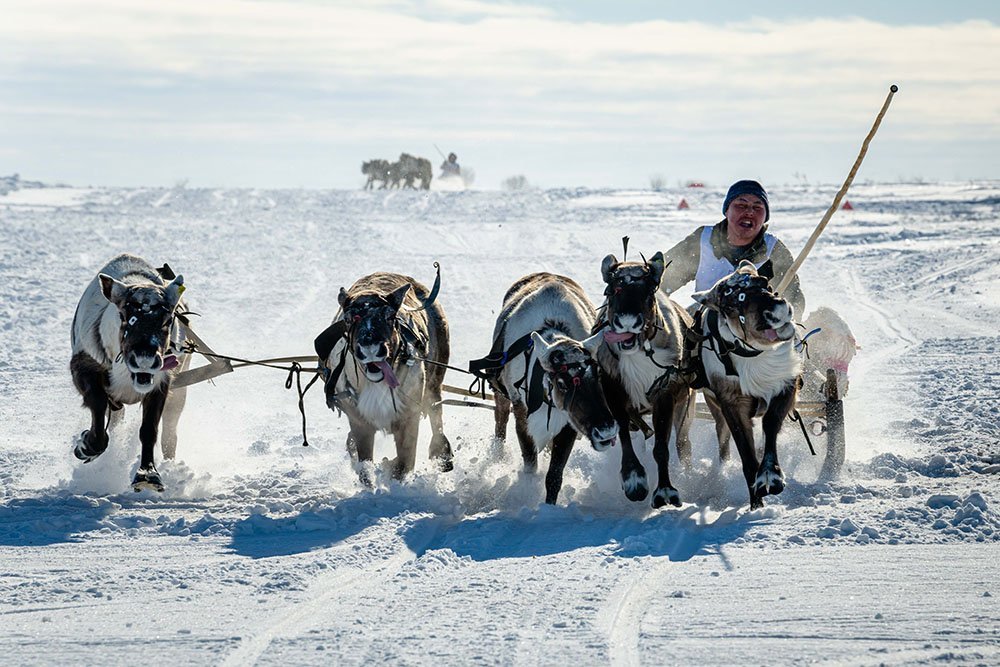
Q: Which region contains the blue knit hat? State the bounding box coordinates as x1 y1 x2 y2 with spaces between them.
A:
723 180 769 222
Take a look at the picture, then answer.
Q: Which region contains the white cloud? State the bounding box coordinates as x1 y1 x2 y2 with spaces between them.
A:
1 1 997 186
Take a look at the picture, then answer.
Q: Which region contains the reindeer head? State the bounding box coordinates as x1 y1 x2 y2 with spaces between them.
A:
530 331 618 451
100 273 184 393
692 260 795 347
338 283 411 384
600 251 666 355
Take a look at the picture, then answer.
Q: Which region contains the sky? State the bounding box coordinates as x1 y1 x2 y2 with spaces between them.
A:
1 0 998 189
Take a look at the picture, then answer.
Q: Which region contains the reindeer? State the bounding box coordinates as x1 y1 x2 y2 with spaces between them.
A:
484 273 618 504
70 254 191 492
596 251 693 508
362 159 392 190
690 260 802 509
391 153 433 190
314 272 452 483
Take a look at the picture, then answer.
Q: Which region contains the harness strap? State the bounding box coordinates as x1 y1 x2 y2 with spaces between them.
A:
525 360 546 415
704 309 762 377
684 308 711 389
395 315 428 355
323 346 350 411
467 330 534 379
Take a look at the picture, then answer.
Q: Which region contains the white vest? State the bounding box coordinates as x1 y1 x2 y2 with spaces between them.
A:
694 226 777 291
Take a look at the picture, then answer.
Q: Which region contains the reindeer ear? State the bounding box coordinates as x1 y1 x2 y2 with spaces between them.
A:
735 259 756 272
692 287 720 310
386 283 412 313
601 254 618 283
99 274 128 306
757 259 774 281
164 275 184 309
338 287 349 308
648 251 666 287
581 330 605 357
530 331 554 369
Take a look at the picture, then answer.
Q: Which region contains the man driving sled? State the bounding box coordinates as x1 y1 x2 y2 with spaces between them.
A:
659 179 805 315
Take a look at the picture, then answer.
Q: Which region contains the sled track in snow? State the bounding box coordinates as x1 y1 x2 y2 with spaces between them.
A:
888 248 996 291
219 518 439 666
601 507 708 666
845 267 919 381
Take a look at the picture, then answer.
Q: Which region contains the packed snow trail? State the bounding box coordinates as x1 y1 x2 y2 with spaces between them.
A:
0 182 997 665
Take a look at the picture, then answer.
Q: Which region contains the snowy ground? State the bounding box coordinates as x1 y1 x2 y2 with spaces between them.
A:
1 181 997 665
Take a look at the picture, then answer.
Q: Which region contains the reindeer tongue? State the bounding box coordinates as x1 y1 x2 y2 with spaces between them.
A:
377 361 400 388
763 329 779 341
603 330 635 344
162 354 179 371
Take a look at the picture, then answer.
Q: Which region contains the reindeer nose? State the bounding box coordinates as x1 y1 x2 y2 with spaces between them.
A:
612 315 624 330
356 342 389 360
150 354 162 370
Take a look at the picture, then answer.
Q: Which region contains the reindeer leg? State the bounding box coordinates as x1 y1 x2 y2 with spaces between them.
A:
133 387 168 492
347 418 376 486
512 402 537 472
672 387 694 468
493 390 512 442
755 384 797 500
650 392 681 509
544 425 577 505
601 375 648 502
719 395 760 509
425 378 453 473
71 352 110 462
705 393 732 461
159 376 187 460
392 413 420 480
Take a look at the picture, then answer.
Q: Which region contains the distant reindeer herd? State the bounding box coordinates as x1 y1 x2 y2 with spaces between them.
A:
362 153 433 190
71 246 846 511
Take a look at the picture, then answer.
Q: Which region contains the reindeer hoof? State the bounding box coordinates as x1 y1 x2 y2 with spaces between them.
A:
436 457 454 473
753 464 785 498
73 430 106 463
621 470 649 502
651 487 681 509
131 466 164 493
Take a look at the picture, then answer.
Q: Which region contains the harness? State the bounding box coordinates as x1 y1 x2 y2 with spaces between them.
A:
467 328 597 428
467 326 535 399
315 311 428 414
114 290 190 371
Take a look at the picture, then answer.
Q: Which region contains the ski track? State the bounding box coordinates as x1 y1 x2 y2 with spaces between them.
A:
1 182 998 664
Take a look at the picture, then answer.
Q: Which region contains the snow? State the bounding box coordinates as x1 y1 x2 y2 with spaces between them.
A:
1 181 998 664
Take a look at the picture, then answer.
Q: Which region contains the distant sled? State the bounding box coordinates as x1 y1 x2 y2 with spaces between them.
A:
432 167 475 191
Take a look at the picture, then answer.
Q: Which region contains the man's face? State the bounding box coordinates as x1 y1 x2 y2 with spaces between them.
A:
725 194 767 246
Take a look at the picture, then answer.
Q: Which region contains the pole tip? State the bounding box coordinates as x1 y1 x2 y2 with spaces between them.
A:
890 84 898 93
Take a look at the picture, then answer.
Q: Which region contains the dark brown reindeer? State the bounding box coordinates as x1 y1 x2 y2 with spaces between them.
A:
690 260 802 509
314 272 452 483
362 159 392 190
70 254 191 492
484 273 618 504
596 251 693 508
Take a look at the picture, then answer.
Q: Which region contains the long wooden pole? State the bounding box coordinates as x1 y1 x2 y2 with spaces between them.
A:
775 84 898 295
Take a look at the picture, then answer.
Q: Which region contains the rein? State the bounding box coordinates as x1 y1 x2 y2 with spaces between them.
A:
181 341 321 447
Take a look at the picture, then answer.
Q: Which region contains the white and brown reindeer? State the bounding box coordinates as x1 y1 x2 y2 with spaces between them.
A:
691 260 802 509
596 252 694 508
314 272 452 483
70 253 191 492
485 273 618 504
